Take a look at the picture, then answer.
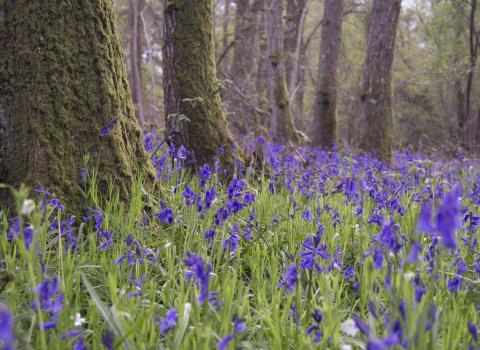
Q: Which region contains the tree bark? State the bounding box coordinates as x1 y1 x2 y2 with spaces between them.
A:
313 0 344 147
129 0 146 128
266 0 299 144
0 0 153 208
162 0 236 167
360 0 402 163
285 0 307 124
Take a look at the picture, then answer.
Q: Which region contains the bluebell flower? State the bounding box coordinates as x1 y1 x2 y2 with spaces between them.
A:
468 323 478 342
98 230 113 251
436 185 462 250
128 274 146 298
243 192 255 205
222 224 241 253
159 309 178 337
32 275 64 330
182 184 195 206
300 231 331 273
0 304 15 350
100 119 118 137
198 164 211 188
218 315 245 350
184 252 212 304
278 264 300 293
102 329 115 350
154 208 174 224
204 228 216 242
302 209 314 221
373 248 384 270
344 266 355 282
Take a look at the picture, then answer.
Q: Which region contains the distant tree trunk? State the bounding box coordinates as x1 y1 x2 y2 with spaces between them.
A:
255 0 269 113
163 0 236 167
284 0 307 126
223 0 256 133
360 0 402 163
0 0 153 207
313 0 345 147
129 0 146 128
231 0 254 91
222 0 232 73
266 0 299 144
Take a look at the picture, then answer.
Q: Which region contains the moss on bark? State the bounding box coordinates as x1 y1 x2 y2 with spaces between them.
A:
163 0 237 167
0 0 154 209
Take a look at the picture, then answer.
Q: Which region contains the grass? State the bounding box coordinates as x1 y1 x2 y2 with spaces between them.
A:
1 141 480 349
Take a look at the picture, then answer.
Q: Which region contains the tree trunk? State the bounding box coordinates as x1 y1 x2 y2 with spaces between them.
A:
266 0 299 144
313 0 345 147
285 0 307 124
360 0 402 163
0 0 153 208
129 0 146 128
162 0 236 167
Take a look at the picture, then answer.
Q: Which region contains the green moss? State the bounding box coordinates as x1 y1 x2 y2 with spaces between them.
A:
0 0 154 209
163 0 238 168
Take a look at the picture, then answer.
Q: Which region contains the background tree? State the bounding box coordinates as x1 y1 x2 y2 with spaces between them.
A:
129 0 146 128
360 0 402 163
0 0 153 207
313 0 345 147
266 0 299 144
162 0 236 166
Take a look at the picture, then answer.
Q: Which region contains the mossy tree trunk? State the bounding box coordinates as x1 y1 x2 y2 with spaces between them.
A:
266 0 299 144
313 0 345 148
162 0 236 167
360 0 402 163
0 0 153 208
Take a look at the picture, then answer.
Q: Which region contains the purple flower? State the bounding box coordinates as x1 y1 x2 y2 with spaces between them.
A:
100 119 118 137
300 233 331 273
183 185 195 206
243 192 255 205
24 226 34 251
218 334 234 350
154 208 174 224
32 275 64 330
102 329 115 350
436 185 462 250
468 323 478 342
278 264 300 293
218 316 245 350
159 309 178 337
344 266 355 282
98 230 114 251
0 304 15 349
184 252 212 304
302 209 315 221
222 224 241 253
373 248 384 270
198 164 211 188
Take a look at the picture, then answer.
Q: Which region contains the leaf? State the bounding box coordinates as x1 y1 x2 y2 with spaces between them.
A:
81 274 134 350
173 302 192 348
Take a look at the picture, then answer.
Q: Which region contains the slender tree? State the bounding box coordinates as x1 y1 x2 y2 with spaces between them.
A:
360 0 402 163
0 0 153 207
313 0 345 147
129 0 146 128
162 0 236 166
266 0 299 144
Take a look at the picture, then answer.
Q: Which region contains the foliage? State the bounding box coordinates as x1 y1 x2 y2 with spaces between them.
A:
1 133 480 349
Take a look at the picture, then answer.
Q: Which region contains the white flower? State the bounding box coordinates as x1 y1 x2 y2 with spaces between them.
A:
341 318 359 337
73 313 86 326
341 345 353 350
21 199 36 215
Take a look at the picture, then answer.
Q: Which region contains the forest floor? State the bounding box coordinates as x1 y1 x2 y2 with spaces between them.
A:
1 134 480 349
